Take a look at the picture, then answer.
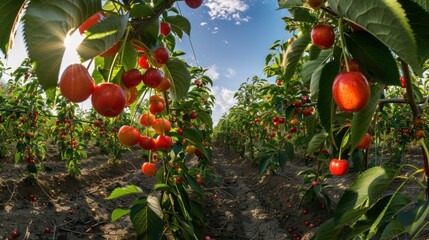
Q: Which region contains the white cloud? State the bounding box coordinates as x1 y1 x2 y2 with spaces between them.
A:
212 26 219 34
200 22 208 26
206 65 220 81
204 0 251 24
211 86 237 125
225 68 236 79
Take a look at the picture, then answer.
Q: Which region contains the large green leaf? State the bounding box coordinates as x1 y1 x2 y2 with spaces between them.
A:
316 61 340 133
314 218 344 240
334 166 398 223
23 0 101 90
397 199 429 236
281 33 311 82
0 0 25 55
398 0 429 66
380 220 405 240
413 0 429 12
111 208 131 222
77 13 129 61
131 195 164 240
164 15 191 39
165 58 191 102
105 185 143 200
345 32 400 86
350 84 382 150
307 130 329 154
259 156 272 176
302 49 332 84
328 0 422 75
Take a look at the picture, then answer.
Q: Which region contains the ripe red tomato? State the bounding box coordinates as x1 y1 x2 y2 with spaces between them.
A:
332 71 370 112
153 46 170 67
138 54 149 69
356 133 371 149
142 68 163 88
79 12 105 34
117 125 140 146
160 22 171 36
139 113 156 127
185 0 203 8
124 87 138 105
99 42 120 57
152 119 171 135
121 69 142 88
139 136 156 150
311 25 335 50
141 162 157 177
59 64 95 103
329 159 349 176
156 77 171 92
91 83 126 117
155 135 173 150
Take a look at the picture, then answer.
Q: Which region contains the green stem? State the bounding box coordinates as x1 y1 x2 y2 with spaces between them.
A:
338 18 350 72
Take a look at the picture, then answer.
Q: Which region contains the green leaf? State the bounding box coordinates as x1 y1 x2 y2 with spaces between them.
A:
309 65 324 99
398 0 429 66
105 185 143 200
350 84 382 150
307 130 329 154
259 156 272 176
184 174 203 197
23 0 101 90
196 109 213 128
317 61 340 133
380 220 405 240
278 0 304 9
130 3 155 18
302 49 332 83
77 13 129 61
314 218 343 240
278 149 288 169
309 44 322 60
345 32 400 86
165 58 191 102
285 142 295 161
111 208 131 222
289 8 317 22
397 199 429 235
281 33 311 81
334 166 398 224
131 195 164 239
328 0 422 75
0 0 25 55
122 41 138 71
165 15 191 39
154 183 171 192
412 0 429 12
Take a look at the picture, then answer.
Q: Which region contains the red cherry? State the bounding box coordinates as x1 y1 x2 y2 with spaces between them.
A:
156 77 171 92
155 135 173 150
278 118 285 124
273 116 279 122
152 118 171 135
121 69 142 88
142 162 157 177
91 83 126 117
139 136 156 150
59 64 95 103
117 125 140 146
124 87 138 105
185 0 203 9
153 46 170 67
139 113 156 127
160 22 171 36
138 54 149 69
79 12 105 34
311 24 335 50
149 102 165 114
332 71 370 112
190 112 197 119
356 133 371 149
196 178 204 185
329 159 349 176
400 76 406 88
44 227 51 234
142 68 163 88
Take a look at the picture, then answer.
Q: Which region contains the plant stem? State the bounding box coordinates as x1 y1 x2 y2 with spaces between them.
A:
338 18 350 72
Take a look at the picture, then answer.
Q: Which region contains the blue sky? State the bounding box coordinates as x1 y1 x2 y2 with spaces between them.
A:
1 0 290 124
176 0 290 123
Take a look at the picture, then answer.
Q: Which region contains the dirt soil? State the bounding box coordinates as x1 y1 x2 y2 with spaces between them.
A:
0 144 428 240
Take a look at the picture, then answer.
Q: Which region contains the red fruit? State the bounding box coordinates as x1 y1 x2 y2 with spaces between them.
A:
204 236 212 240
138 54 149 69
290 127 297 133
79 12 105 34
196 178 204 185
303 109 312 117
124 87 138 105
59 64 95 103
92 83 126 117
118 125 140 146
44 227 51 234
142 162 157 177
341 59 361 72
100 42 120 57
356 133 371 149
155 135 173 150
286 134 292 139
149 102 165 114
153 46 170 66
276 79 282 86
139 113 156 127
332 71 370 112
190 112 197 119
329 159 349 176
121 69 142 88
311 25 335 50
278 118 285 124
176 176 184 183
156 77 171 92
152 118 171 135
400 76 406 88
294 100 302 107
273 116 279 122
185 0 203 9
290 118 299 125
139 136 156 150
303 209 308 214
307 0 324 9
11 231 19 238
177 128 184 135
142 68 163 88
195 149 203 157
160 22 171 36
